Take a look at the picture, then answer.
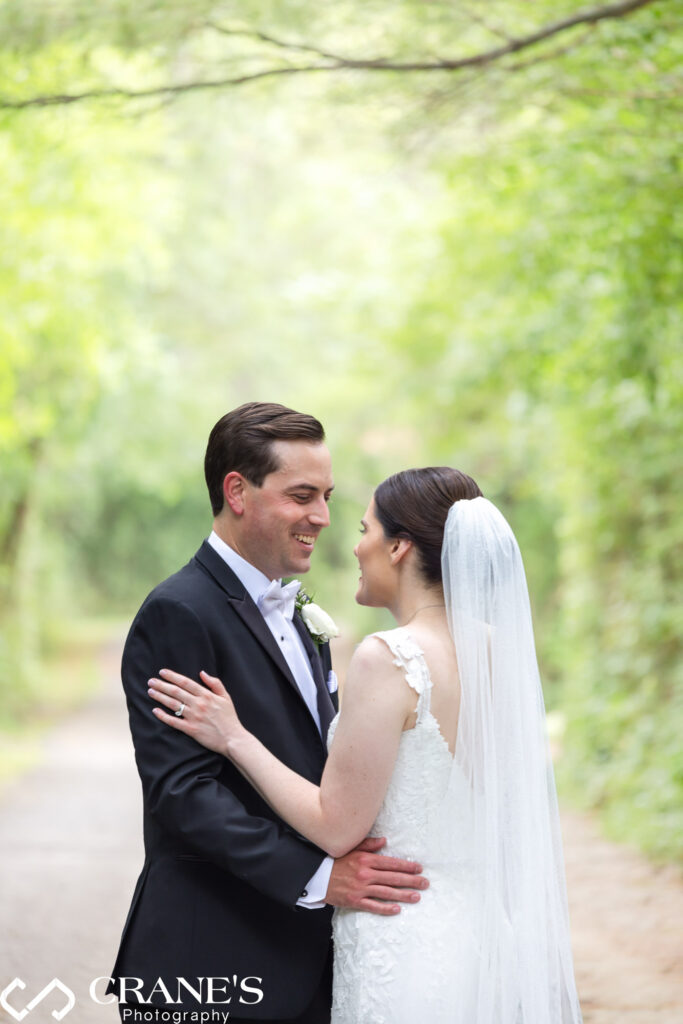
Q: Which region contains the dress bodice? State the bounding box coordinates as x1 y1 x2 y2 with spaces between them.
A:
328 628 480 1024
327 627 472 868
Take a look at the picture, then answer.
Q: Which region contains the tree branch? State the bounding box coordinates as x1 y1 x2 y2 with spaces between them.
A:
204 21 351 63
0 65 341 109
0 0 662 111
504 27 597 72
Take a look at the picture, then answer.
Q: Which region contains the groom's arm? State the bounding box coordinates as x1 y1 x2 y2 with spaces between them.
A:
123 594 325 908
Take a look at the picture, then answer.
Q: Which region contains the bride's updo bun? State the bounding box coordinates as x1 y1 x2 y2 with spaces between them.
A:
374 468 482 585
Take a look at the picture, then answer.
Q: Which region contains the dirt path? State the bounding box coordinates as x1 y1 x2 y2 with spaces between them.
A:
0 638 681 1023
0 637 140 1023
563 811 682 1023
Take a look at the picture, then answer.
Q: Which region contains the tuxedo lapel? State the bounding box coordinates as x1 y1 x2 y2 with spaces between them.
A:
194 543 303 701
228 593 305 696
293 613 336 738
194 543 333 742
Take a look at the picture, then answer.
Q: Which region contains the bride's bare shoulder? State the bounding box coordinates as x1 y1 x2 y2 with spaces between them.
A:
343 635 415 717
346 632 412 693
349 633 397 672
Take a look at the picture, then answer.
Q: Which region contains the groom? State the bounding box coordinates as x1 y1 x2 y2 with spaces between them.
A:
110 403 426 1023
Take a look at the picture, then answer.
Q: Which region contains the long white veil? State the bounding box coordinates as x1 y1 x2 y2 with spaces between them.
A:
442 497 582 1023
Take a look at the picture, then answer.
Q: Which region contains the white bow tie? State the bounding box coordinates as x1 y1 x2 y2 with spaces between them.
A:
258 579 301 621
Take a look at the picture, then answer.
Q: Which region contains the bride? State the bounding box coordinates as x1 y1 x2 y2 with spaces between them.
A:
148 467 582 1024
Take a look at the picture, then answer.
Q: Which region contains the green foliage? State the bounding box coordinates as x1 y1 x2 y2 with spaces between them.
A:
378 42 683 856
0 0 680 858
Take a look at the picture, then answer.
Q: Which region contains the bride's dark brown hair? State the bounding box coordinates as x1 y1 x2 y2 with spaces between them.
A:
373 468 482 585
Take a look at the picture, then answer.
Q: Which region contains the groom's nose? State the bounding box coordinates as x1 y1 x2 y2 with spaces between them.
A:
308 496 331 528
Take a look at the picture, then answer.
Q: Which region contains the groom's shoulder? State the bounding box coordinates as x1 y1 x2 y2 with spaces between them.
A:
134 544 221 615
145 561 198 602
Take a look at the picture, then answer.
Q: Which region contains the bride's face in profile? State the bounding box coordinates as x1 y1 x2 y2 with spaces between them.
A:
354 497 396 608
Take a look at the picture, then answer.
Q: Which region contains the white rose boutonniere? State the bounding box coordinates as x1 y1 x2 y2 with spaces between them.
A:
295 588 340 646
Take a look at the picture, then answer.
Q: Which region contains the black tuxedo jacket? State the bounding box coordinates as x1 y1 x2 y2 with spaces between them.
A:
109 541 337 1019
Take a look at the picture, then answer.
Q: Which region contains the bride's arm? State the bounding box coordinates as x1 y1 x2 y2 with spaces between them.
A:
148 637 412 859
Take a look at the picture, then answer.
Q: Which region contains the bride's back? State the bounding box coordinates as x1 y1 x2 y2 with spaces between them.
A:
400 617 460 755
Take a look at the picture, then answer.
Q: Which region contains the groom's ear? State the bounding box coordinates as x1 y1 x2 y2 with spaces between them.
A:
223 472 246 516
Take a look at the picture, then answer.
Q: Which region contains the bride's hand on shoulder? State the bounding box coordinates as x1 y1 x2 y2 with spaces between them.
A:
147 668 244 756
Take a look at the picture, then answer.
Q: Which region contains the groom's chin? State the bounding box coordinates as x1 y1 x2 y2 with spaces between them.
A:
288 555 313 574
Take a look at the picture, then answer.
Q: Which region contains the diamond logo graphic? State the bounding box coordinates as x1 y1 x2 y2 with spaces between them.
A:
0 978 75 1021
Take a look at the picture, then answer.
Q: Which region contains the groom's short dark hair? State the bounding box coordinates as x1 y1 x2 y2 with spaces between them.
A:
205 402 325 516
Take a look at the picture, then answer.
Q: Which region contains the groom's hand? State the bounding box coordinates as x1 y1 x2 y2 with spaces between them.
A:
325 836 428 916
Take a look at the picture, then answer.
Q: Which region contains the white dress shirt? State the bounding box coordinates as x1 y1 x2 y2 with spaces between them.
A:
207 531 333 908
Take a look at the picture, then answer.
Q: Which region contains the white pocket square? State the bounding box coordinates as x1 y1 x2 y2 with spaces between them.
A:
326 670 338 694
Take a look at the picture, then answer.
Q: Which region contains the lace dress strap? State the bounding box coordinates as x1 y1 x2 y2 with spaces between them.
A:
370 628 432 720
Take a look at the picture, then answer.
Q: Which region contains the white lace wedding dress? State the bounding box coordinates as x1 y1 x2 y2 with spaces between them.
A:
328 627 482 1024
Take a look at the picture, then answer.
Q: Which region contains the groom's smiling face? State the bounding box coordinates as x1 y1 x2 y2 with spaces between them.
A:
229 440 334 580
